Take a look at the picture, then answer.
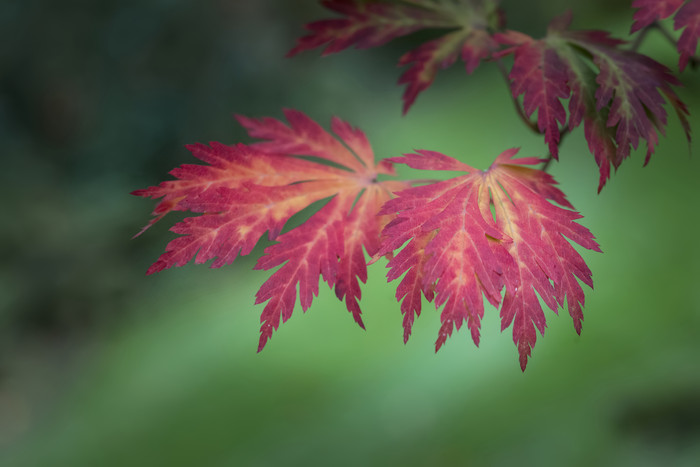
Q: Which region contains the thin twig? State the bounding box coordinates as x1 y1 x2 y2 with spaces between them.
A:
539 154 555 172
630 22 656 52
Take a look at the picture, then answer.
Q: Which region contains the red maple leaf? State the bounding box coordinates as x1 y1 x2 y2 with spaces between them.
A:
133 109 408 350
496 12 690 191
289 0 503 113
376 148 601 370
631 0 700 71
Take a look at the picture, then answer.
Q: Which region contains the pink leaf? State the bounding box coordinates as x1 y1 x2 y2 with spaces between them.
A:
380 149 600 370
135 110 409 349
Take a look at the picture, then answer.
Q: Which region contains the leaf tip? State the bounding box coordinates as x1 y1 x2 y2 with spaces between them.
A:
258 324 273 353
145 260 166 276
520 360 527 372
354 312 366 330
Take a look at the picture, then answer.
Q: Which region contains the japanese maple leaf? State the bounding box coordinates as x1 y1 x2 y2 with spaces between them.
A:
631 0 700 71
289 0 503 113
376 148 601 370
133 109 407 351
496 12 690 192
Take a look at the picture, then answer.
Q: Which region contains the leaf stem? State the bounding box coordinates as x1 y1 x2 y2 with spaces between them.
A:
540 154 554 172
630 22 656 52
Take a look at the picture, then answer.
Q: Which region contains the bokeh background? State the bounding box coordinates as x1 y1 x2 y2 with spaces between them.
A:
1 1 699 465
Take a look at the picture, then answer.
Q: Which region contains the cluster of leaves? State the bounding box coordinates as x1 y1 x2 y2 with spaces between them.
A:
292 1 690 190
496 12 690 191
135 0 693 370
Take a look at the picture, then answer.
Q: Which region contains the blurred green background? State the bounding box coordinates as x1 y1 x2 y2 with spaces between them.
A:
1 1 699 466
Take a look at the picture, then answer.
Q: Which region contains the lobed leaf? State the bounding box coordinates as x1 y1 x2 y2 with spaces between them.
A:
134 110 408 350
379 148 601 370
